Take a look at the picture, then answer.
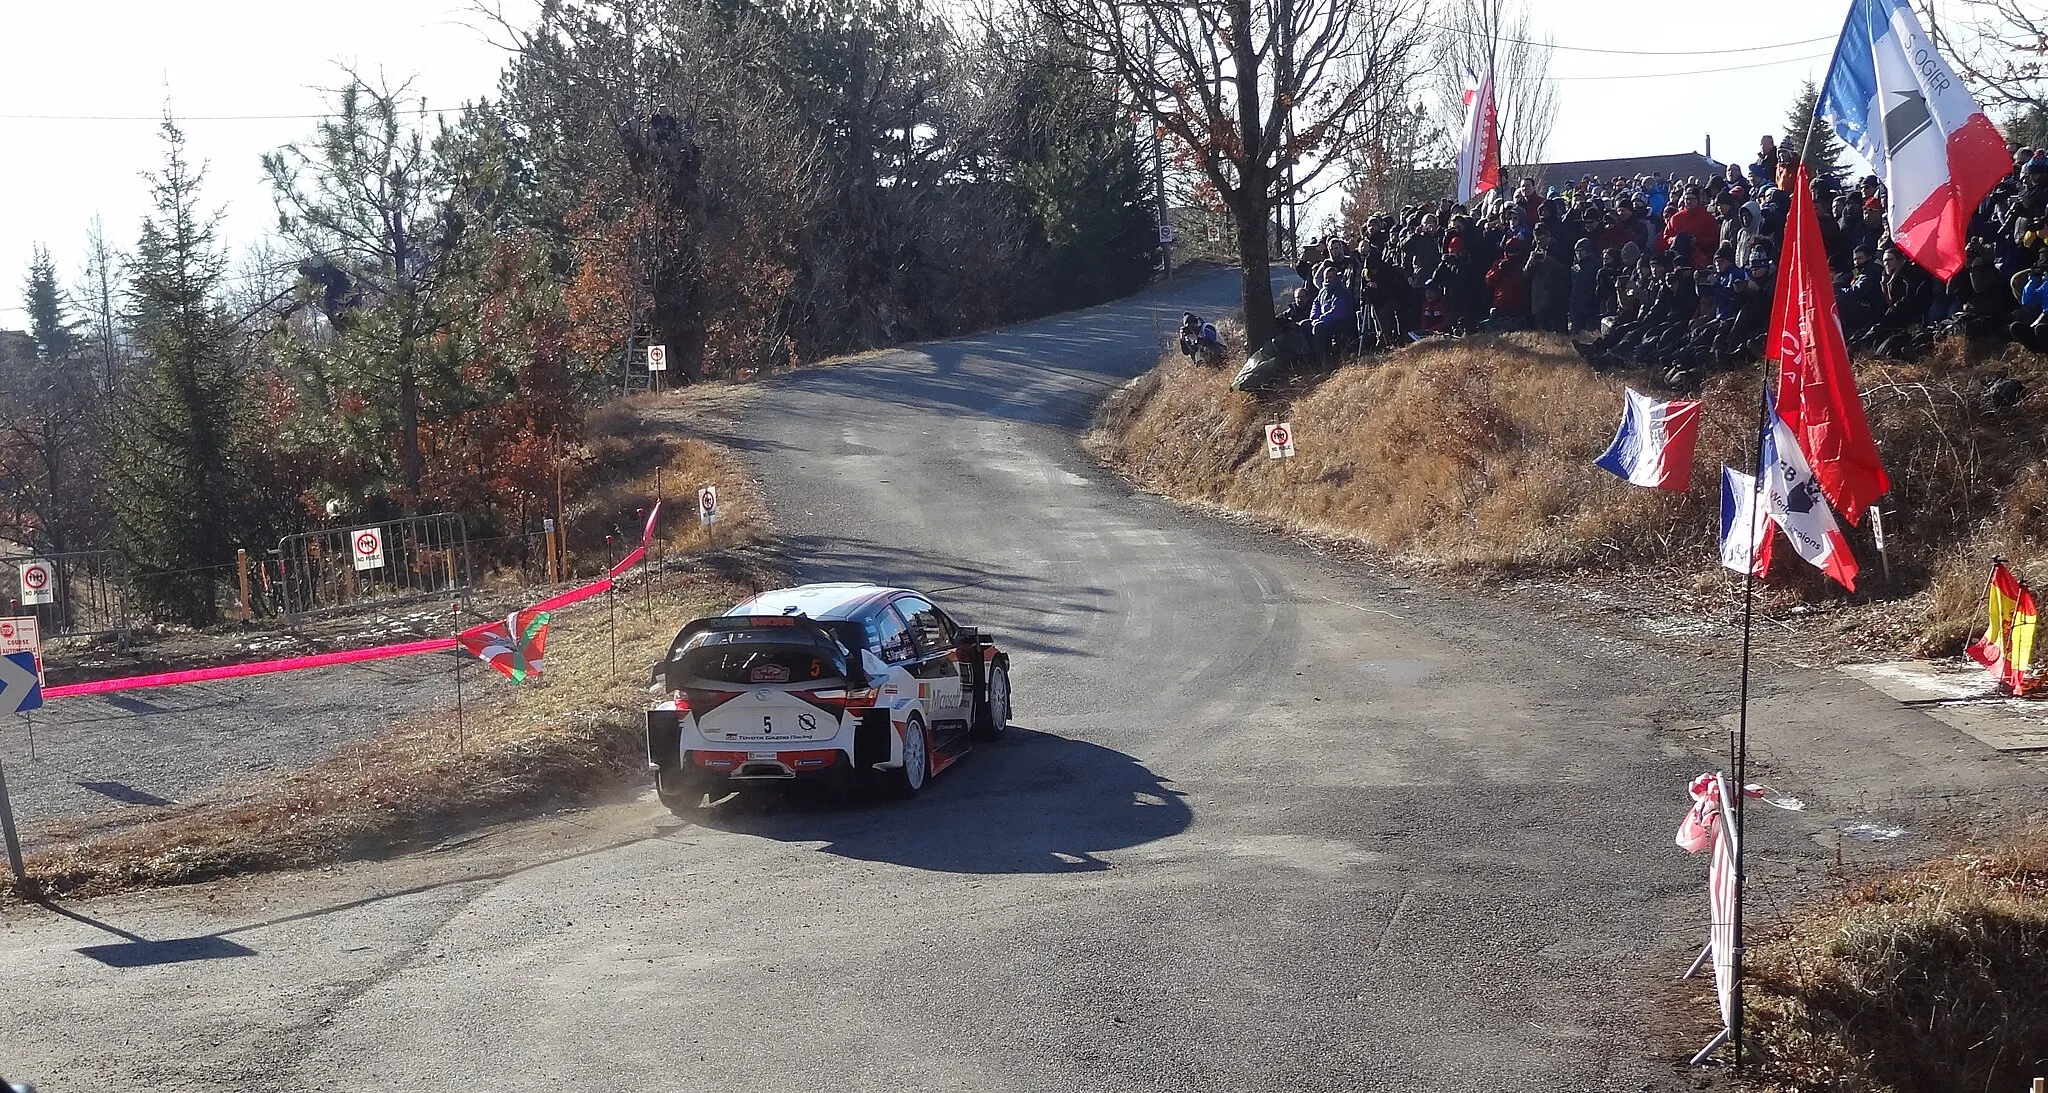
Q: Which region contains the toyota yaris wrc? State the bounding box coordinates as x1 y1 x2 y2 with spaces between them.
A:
644 583 1012 812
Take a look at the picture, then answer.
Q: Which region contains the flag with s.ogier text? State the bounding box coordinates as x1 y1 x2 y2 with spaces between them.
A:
1818 0 2009 281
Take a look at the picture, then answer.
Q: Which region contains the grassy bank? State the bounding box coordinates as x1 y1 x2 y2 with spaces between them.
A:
1089 334 2048 655
6 394 778 901
1746 834 2048 1090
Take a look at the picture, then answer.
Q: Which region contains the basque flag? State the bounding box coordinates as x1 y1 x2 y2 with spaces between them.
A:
460 607 553 684
1818 0 2009 280
1770 166 1890 524
1595 387 1701 491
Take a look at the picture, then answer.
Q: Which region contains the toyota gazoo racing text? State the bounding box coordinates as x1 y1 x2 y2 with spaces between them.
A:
644 583 1012 811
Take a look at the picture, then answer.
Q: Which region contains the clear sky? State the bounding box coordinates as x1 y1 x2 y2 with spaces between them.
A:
0 0 1914 325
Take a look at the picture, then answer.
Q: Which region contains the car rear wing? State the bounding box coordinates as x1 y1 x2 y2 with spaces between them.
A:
652 614 871 692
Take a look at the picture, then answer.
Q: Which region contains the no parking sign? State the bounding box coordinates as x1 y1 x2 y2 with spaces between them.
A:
1266 422 1297 460
698 486 719 527
16 559 53 605
351 527 386 571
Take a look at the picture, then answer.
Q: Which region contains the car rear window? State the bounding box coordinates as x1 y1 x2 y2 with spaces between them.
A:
672 630 846 686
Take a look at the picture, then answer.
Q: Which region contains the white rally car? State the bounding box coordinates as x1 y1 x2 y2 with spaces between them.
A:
644 583 1012 811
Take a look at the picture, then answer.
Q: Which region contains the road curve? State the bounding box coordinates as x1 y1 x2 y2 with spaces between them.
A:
2 273 1732 1091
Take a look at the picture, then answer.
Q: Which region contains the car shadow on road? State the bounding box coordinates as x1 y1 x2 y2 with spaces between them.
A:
683 727 1190 874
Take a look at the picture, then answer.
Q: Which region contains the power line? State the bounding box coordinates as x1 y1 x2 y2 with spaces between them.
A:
0 107 447 123
1543 52 1830 81
1414 19 1834 57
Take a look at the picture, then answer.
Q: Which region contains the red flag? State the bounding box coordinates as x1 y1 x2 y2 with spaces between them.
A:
1771 166 1889 525
1456 69 1500 203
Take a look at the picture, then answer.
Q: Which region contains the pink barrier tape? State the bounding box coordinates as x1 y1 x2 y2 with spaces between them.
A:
42 637 460 699
41 504 662 701
530 577 613 614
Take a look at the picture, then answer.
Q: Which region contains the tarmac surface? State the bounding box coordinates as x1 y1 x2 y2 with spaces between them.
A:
3 270 2041 1091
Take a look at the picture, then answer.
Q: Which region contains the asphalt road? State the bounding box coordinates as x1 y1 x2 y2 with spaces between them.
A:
4 271 2032 1091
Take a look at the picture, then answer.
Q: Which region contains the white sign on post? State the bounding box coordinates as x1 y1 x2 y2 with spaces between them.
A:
646 344 668 372
1158 224 1174 244
698 486 720 527
1206 224 1222 242
0 617 42 686
17 559 53 606
1266 422 1297 460
351 527 386 572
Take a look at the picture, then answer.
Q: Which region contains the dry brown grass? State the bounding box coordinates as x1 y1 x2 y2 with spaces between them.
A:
1092 335 2048 651
6 396 780 902
1746 832 2048 1091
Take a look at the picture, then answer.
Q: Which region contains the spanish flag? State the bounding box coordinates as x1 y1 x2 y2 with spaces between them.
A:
1966 562 2037 695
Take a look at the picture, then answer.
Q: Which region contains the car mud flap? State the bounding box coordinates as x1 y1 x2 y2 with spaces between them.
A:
855 710 892 771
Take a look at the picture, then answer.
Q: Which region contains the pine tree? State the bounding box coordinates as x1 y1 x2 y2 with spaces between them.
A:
1782 80 1851 183
1009 37 1161 310
23 246 78 362
116 119 245 625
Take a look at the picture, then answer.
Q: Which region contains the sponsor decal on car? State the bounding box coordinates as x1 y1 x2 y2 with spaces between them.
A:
750 663 791 682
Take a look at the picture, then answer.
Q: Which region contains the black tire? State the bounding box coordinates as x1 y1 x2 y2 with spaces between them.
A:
971 659 1011 741
886 714 931 799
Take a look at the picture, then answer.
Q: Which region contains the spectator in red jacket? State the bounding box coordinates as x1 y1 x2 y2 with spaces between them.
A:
1660 187 1720 267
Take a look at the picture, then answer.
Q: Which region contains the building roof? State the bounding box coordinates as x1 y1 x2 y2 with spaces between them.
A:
1512 153 1727 191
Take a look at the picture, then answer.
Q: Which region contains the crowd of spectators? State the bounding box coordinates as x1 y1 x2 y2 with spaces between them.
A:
1278 136 2048 388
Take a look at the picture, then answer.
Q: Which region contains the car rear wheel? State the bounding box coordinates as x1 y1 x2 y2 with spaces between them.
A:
887 714 930 798
971 660 1011 741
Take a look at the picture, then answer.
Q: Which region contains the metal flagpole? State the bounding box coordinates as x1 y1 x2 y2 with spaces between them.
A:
1728 95 1827 1073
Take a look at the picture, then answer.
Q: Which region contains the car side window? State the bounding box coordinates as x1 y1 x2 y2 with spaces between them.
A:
866 606 916 665
897 597 954 656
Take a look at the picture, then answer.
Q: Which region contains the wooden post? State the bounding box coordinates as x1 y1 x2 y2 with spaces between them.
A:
554 429 566 578
237 548 252 621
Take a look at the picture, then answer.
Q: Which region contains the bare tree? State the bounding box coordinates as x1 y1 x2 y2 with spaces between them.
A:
1038 0 1425 348
1924 0 2046 125
1430 0 1556 177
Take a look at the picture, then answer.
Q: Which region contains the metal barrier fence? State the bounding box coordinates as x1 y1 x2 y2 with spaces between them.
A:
2 550 132 639
270 513 472 620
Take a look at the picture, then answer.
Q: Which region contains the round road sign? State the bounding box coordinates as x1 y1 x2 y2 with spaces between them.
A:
21 565 48 592
1268 424 1290 448
356 532 380 558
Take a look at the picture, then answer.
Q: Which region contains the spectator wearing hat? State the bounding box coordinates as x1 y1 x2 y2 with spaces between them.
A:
1838 245 1883 332
1569 237 1603 334
1486 241 1533 330
1309 262 1357 356
1749 136 1779 190
1526 241 1572 333
1714 191 1762 269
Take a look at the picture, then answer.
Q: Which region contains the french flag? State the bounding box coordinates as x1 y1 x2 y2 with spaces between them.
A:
1595 388 1701 492
1818 0 2010 280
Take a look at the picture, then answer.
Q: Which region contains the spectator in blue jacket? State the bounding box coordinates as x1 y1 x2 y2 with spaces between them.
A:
1309 263 1356 355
